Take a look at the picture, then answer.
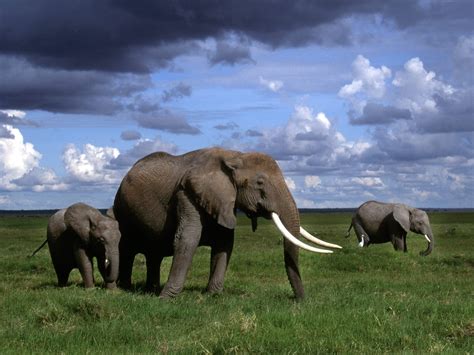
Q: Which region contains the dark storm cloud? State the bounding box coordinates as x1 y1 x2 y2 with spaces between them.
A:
0 0 471 115
246 129 263 137
162 83 192 102
214 122 239 130
0 56 150 114
416 90 474 133
208 40 255 66
109 137 178 169
135 109 201 135
120 130 142 141
0 110 37 127
350 103 412 125
2 0 461 74
363 128 474 163
0 125 14 139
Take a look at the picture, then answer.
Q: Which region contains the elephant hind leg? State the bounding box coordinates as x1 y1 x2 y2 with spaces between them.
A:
51 258 72 287
118 242 136 290
392 233 407 252
353 219 370 247
56 267 72 287
145 254 163 293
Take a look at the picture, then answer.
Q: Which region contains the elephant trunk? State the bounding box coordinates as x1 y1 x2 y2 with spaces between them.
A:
420 230 434 256
104 251 119 286
278 193 304 300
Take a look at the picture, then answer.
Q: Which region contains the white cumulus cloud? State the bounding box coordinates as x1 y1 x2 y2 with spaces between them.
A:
338 55 391 99
63 143 120 184
0 125 41 190
304 175 321 188
285 177 296 191
259 76 283 92
392 57 454 113
351 177 384 187
0 110 26 119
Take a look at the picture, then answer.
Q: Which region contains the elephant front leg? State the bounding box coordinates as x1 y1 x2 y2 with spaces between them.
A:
73 246 95 288
207 229 234 294
159 191 202 299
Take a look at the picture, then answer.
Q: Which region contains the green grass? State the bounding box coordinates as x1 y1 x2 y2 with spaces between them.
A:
0 212 473 353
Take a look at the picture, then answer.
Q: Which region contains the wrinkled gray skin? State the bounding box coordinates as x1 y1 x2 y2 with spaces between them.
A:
346 201 434 256
46 203 121 288
114 148 305 299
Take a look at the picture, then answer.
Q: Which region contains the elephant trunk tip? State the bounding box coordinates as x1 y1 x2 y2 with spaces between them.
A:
419 234 433 256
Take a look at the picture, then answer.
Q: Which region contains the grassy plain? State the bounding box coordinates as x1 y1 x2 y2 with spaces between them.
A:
0 212 472 353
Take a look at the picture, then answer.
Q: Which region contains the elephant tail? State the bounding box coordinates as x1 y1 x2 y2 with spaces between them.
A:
29 239 48 257
345 223 353 238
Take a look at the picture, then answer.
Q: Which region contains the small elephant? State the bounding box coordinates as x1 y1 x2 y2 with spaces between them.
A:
32 203 121 288
346 201 434 256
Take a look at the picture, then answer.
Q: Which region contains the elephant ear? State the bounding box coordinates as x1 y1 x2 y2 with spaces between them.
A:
393 204 410 232
183 151 243 229
64 203 102 244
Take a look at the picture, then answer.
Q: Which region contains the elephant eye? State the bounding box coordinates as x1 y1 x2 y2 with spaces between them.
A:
256 177 265 186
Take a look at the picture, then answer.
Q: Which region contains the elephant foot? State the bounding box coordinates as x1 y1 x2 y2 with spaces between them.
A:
105 281 117 290
117 280 132 290
206 282 224 295
159 285 182 299
359 235 370 247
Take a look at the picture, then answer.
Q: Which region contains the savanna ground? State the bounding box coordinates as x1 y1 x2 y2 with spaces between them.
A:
0 211 473 354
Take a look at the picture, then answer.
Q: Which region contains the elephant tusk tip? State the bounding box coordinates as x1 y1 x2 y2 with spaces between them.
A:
299 226 343 249
272 213 334 254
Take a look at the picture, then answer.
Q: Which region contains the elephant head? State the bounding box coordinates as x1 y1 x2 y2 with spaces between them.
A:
64 203 121 285
393 205 434 256
183 148 340 299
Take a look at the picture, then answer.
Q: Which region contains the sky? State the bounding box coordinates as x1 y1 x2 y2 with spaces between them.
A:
0 0 473 210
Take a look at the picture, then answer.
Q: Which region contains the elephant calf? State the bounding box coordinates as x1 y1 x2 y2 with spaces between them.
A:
32 203 121 288
346 200 434 256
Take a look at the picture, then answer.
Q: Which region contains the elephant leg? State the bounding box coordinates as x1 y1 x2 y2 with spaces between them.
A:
118 242 135 290
54 263 72 287
206 229 234 294
353 219 370 247
392 233 406 252
160 191 202 299
73 247 95 288
97 258 116 289
145 254 163 293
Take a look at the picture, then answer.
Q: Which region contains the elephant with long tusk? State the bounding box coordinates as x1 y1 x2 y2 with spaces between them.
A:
113 147 341 300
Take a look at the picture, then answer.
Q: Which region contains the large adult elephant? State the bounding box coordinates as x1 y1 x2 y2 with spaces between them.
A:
114 147 341 300
346 201 434 256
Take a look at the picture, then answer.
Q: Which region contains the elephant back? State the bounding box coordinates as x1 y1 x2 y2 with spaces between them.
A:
47 209 67 242
114 152 184 236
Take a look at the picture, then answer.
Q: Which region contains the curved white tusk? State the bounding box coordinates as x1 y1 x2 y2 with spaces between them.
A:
271 213 332 254
300 227 342 249
105 258 110 267
424 234 431 243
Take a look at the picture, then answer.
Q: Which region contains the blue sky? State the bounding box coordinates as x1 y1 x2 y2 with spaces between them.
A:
0 0 473 209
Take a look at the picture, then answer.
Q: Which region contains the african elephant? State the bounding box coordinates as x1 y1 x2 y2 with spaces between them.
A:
113 147 341 300
346 201 434 256
32 203 121 288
